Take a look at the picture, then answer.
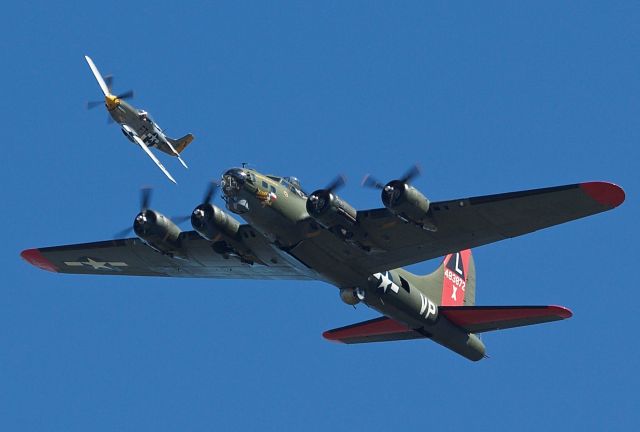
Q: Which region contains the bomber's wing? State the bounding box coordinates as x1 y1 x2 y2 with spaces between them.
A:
21 230 314 280
351 182 624 274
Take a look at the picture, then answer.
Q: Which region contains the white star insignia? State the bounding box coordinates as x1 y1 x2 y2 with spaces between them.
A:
64 258 128 271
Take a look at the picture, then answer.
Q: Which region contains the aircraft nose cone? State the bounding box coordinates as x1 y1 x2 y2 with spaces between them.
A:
222 168 247 196
224 168 247 182
105 94 119 110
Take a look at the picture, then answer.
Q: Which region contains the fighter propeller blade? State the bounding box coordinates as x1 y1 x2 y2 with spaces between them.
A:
116 90 134 100
87 100 103 110
85 56 134 109
103 75 113 92
84 55 110 97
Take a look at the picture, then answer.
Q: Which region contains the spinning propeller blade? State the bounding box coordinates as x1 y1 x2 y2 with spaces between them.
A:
114 188 154 238
203 181 220 204
140 187 152 211
84 55 110 96
400 163 422 183
87 100 103 110
116 90 134 100
103 75 113 92
171 181 220 224
326 174 347 193
85 56 133 110
361 174 385 190
362 163 422 190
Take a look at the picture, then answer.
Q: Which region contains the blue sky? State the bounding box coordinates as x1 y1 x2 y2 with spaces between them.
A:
2 2 639 430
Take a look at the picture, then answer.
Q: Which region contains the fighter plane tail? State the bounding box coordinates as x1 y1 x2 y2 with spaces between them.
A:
167 134 195 154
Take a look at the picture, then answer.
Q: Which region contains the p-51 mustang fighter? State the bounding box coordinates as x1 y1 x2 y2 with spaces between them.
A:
21 167 625 360
84 55 194 184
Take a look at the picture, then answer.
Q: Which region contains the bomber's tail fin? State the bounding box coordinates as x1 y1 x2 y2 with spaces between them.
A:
167 133 195 154
399 249 475 306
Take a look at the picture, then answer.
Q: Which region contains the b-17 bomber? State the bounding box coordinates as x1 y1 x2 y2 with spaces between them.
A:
21 166 625 360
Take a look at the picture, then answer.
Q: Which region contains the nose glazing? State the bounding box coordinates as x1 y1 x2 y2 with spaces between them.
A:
222 168 247 196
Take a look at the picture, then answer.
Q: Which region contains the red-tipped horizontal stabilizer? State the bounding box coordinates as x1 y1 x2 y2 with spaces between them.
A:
323 316 424 344
439 305 572 333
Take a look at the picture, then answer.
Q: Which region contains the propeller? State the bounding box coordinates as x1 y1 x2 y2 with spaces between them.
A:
104 75 114 91
87 100 104 110
307 175 347 214
87 89 134 110
202 181 220 204
399 163 422 183
140 187 152 211
173 181 221 225
113 188 153 238
361 174 385 190
85 56 134 109
362 163 422 190
325 174 347 193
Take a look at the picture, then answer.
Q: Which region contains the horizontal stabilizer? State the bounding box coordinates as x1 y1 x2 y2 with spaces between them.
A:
323 316 424 344
168 134 194 154
439 305 572 333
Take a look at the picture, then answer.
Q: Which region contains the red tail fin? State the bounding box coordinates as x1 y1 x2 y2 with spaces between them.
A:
440 249 472 306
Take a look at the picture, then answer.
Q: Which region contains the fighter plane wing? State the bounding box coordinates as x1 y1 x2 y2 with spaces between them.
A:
122 125 177 184
21 231 313 280
352 182 624 274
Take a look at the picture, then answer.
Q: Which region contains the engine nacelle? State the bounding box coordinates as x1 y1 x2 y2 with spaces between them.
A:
191 203 241 241
381 181 436 231
306 189 357 231
339 287 365 305
133 209 183 257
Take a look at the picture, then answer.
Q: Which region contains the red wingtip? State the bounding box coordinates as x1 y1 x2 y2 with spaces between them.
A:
580 182 625 208
20 249 58 273
322 331 345 343
549 305 573 319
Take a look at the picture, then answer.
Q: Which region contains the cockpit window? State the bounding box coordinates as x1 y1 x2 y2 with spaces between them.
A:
286 176 302 189
282 176 307 198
